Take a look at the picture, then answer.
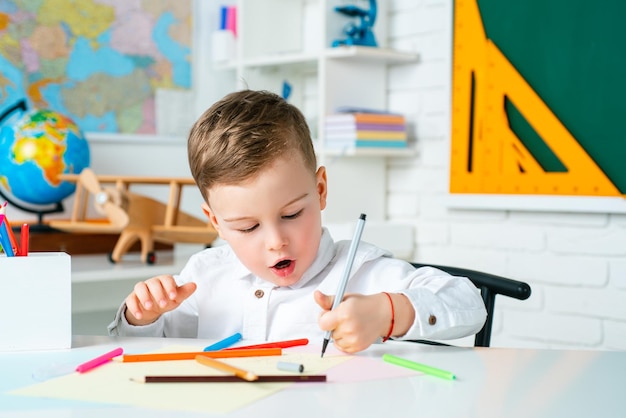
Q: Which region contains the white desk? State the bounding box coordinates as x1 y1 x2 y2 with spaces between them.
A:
1 336 624 418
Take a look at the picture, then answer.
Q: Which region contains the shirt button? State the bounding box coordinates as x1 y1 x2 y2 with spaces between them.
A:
428 315 437 325
254 289 264 298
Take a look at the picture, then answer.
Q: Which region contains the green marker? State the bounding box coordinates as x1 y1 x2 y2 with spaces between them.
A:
383 354 456 380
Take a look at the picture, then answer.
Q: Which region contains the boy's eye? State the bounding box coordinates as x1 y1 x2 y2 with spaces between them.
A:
283 209 303 220
236 210 302 233
239 224 258 233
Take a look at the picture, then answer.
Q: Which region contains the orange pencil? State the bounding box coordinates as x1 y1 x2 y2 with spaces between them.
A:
122 347 281 362
195 355 258 381
224 338 309 351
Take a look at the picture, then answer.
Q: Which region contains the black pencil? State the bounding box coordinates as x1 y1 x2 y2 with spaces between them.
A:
131 375 327 383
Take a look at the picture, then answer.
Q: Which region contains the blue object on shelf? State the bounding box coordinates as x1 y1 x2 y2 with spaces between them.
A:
282 81 292 101
331 0 378 48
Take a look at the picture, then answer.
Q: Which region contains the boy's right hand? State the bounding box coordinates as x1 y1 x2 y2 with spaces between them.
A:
124 275 197 326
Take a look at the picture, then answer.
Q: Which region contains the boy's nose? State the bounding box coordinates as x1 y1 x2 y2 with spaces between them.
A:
265 227 288 250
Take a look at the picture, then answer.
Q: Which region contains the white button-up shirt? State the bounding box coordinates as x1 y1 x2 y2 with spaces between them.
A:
108 229 486 341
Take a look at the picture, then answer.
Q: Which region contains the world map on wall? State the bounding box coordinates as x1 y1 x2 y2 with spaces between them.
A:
0 0 191 135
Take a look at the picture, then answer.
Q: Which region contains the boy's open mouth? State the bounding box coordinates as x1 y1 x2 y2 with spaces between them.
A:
273 259 292 269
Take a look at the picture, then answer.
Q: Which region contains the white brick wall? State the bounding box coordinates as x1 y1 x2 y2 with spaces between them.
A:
386 0 626 350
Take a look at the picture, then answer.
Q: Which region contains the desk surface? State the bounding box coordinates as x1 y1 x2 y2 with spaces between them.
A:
1 336 624 418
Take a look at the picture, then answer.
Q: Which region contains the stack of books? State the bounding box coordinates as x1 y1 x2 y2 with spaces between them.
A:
324 111 407 151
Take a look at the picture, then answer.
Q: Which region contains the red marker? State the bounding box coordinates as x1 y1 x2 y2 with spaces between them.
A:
223 338 309 351
20 223 29 256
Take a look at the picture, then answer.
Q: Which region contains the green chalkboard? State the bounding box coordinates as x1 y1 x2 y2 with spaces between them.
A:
476 0 626 193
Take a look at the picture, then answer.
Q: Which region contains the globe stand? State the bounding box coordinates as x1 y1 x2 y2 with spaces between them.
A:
0 188 65 232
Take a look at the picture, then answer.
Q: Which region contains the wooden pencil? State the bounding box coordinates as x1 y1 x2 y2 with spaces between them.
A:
131 375 327 383
122 347 281 362
194 355 258 381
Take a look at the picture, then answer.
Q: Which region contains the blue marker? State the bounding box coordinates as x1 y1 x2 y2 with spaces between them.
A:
219 5 228 30
0 214 15 256
203 332 242 351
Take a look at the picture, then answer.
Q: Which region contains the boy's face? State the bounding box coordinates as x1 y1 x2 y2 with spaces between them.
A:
203 154 327 287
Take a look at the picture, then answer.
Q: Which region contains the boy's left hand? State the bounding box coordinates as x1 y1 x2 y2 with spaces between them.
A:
315 290 391 353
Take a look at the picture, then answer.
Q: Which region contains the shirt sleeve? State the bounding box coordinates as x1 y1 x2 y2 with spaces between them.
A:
107 296 199 338
348 256 487 341
107 302 165 337
399 266 487 340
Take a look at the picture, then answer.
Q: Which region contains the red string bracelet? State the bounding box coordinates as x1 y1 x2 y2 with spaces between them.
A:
382 292 395 342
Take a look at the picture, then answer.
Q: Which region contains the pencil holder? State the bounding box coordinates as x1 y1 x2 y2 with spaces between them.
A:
211 29 236 63
0 252 71 351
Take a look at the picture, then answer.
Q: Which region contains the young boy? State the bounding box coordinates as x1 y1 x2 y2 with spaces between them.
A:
108 90 486 353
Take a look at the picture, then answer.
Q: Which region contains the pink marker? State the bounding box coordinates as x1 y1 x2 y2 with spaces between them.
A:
75 347 123 373
226 6 237 37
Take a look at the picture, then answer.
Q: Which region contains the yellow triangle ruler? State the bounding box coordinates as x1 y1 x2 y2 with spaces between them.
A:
450 0 621 197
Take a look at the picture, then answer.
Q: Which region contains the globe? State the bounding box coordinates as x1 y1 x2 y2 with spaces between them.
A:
0 109 90 206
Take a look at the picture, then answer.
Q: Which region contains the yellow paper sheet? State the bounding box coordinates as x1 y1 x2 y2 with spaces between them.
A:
11 346 351 414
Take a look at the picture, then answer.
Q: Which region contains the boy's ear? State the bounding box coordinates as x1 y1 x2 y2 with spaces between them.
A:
202 202 223 238
316 166 328 211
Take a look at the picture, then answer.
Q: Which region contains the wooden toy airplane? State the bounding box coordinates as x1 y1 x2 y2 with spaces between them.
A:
49 169 217 264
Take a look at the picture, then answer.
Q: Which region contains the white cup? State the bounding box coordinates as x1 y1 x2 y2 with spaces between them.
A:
212 30 236 63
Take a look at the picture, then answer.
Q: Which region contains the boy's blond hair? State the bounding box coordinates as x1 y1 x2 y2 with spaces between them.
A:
188 90 317 202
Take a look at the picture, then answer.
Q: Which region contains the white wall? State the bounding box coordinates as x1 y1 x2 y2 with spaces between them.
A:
386 0 626 350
